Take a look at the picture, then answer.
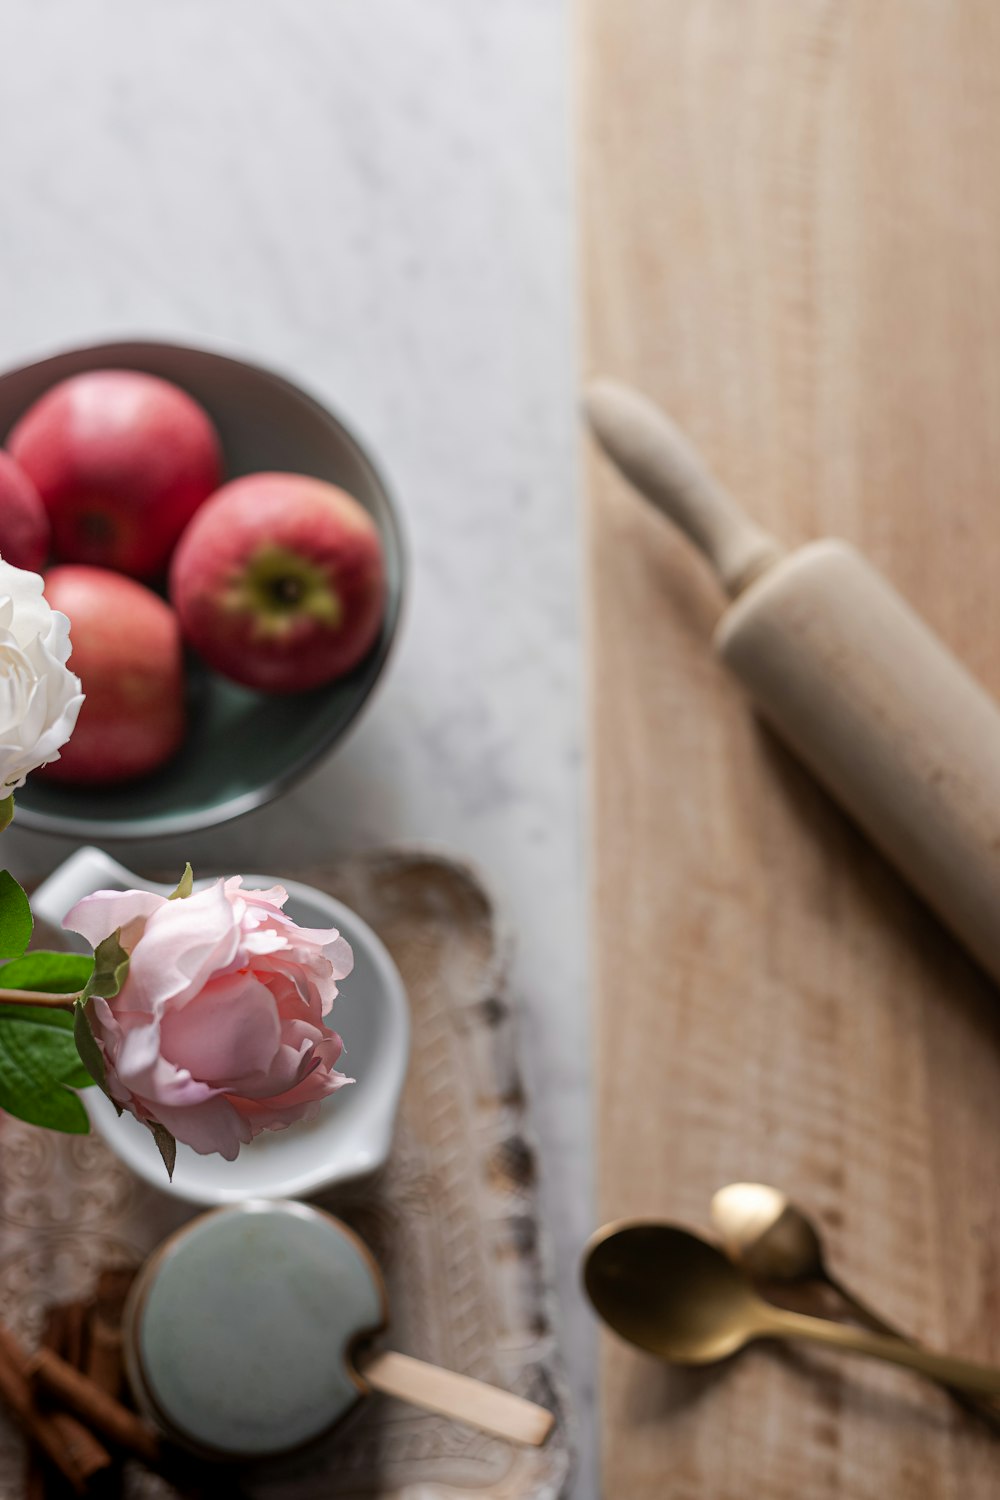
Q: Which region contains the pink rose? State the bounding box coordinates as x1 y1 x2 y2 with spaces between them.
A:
64 878 354 1160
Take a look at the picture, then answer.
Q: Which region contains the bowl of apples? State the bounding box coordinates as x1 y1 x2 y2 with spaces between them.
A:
0 339 405 838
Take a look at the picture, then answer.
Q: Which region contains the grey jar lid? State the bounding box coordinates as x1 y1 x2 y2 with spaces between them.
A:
124 1200 387 1459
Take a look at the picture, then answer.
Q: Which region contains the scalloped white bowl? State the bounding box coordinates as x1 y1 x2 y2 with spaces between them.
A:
30 847 409 1205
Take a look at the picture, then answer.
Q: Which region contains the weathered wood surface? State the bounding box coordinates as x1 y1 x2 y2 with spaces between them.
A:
0 853 570 1499
581 3 1000 1494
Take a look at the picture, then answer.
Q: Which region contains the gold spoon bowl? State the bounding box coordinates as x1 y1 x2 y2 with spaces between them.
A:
583 1220 1000 1398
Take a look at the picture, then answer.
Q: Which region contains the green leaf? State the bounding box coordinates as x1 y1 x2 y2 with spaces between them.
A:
83 930 130 1002
73 1001 107 1092
0 1004 75 1033
0 951 94 995
168 863 194 901
0 795 14 836
0 1005 92 1132
0 872 32 961
147 1121 176 1181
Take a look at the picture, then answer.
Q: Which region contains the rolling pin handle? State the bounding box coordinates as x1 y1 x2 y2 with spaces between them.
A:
584 379 785 597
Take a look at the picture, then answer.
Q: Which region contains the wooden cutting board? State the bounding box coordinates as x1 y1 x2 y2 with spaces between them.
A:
581 2 1000 1495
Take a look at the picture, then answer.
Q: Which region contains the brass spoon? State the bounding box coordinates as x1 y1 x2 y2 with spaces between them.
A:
710 1181 1000 1431
582 1221 1000 1396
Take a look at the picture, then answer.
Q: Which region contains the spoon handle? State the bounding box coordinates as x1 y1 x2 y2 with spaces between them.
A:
356 1349 554 1447
767 1306 1000 1396
823 1271 1000 1431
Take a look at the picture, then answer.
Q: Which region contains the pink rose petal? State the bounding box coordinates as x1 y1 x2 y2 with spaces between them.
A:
159 971 282 1088
64 889 166 951
81 875 356 1159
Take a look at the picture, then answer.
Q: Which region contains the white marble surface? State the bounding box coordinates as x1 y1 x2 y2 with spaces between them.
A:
0 2 594 1493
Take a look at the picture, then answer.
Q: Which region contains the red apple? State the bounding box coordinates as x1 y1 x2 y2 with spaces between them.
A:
40 566 186 784
0 450 50 572
169 472 385 694
8 370 222 579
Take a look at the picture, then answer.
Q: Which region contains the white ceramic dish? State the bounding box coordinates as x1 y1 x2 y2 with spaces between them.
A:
30 847 410 1205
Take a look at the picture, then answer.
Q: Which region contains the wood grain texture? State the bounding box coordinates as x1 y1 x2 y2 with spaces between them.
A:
580 2 1000 1495
0 853 570 1500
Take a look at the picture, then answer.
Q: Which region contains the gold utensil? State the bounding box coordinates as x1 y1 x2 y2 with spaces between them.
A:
710 1182 1000 1431
711 1183 840 1288
582 1221 1000 1396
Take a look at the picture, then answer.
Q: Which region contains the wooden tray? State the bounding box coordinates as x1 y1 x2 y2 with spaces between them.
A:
581 2 1000 1495
0 851 572 1498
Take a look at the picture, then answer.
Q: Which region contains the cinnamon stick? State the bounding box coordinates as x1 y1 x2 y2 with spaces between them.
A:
84 1270 134 1403
26 1304 74 1500
30 1346 161 1466
84 1272 134 1500
41 1414 111 1497
61 1303 88 1375
26 1306 64 1500
0 1323 109 1496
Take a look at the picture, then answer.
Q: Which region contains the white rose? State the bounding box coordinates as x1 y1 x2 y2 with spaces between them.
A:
0 559 84 793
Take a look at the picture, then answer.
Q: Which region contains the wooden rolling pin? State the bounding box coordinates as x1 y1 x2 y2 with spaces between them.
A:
586 378 1000 985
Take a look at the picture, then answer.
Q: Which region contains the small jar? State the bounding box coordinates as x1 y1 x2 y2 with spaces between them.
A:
123 1200 386 1461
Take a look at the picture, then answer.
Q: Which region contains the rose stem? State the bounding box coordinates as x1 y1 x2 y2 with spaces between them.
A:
0 989 80 1011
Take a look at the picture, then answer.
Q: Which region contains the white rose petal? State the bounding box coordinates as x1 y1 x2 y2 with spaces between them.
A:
0 559 84 793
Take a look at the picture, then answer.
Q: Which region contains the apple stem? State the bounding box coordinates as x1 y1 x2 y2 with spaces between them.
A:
0 988 80 1011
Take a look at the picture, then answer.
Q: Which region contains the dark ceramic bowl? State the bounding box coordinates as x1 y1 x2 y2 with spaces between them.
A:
0 339 405 839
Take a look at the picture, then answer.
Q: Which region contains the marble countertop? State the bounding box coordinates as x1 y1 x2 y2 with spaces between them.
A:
0 2 594 1493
